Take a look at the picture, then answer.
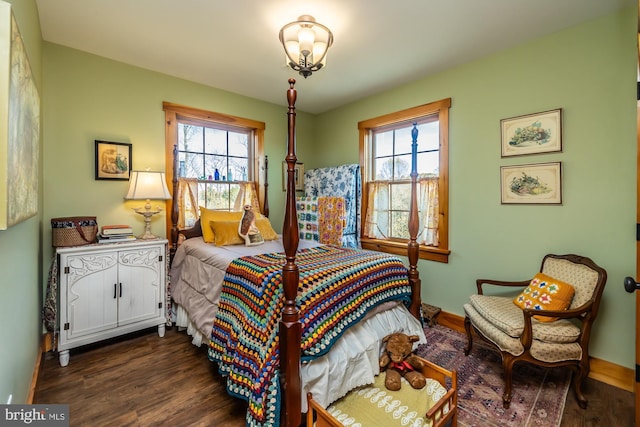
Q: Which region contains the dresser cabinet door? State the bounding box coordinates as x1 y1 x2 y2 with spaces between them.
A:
62 252 119 339
117 246 163 327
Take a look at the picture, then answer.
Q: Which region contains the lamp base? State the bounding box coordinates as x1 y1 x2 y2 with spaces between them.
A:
133 204 162 240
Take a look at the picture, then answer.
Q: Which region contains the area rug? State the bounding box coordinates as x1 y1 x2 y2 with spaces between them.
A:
416 325 571 427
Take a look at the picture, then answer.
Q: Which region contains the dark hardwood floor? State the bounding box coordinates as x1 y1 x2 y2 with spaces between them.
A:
34 327 634 426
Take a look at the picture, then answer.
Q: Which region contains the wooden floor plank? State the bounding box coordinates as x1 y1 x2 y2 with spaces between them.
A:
34 327 633 426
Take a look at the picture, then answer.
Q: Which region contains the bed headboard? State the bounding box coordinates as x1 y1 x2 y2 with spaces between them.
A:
303 164 361 248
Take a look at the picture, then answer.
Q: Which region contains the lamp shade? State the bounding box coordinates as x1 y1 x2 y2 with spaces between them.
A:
279 15 333 78
125 171 171 200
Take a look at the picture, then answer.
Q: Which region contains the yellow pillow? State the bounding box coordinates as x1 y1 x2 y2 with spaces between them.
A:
208 218 279 246
513 272 575 322
199 207 243 243
210 221 244 246
255 218 279 241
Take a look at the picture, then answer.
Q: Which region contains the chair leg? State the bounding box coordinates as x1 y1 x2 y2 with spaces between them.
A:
501 354 516 409
573 360 589 409
463 316 473 356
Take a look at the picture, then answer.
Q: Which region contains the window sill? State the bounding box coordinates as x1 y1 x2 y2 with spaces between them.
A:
360 238 450 263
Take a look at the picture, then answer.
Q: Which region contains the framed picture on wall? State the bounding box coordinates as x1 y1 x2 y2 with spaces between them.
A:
95 140 132 180
501 109 562 157
500 162 562 205
282 161 304 191
0 2 40 229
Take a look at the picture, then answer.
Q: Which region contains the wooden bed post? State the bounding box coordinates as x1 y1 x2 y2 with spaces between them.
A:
280 78 302 427
408 123 422 320
170 144 180 260
264 155 270 218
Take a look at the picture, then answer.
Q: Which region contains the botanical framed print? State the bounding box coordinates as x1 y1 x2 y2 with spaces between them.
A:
501 109 562 157
0 2 40 229
282 161 304 191
501 162 562 205
95 140 132 180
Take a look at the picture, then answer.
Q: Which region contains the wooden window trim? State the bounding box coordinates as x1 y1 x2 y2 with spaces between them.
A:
359 98 451 263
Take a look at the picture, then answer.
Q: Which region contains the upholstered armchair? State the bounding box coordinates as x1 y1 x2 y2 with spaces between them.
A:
463 254 607 409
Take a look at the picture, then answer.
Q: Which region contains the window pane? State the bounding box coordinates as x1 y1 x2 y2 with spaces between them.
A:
180 124 203 152
229 157 249 181
204 183 228 209
374 157 394 180
197 183 207 207
374 131 393 157
229 183 240 204
205 128 226 154
228 132 249 157
417 121 439 151
206 154 227 180
184 152 203 178
391 183 411 210
390 211 409 239
393 155 412 179
395 127 413 155
418 151 439 176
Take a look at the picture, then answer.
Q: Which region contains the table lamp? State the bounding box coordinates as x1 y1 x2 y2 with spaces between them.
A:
124 171 171 239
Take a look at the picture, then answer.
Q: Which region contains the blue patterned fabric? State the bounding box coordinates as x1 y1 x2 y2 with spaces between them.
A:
304 164 361 248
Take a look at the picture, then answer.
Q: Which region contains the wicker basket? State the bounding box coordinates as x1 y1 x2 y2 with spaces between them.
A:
51 216 98 247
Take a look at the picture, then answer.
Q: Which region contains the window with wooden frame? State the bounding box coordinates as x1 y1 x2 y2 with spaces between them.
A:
359 98 450 263
163 102 265 234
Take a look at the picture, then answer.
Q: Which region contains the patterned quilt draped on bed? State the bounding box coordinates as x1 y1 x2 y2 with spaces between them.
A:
208 245 412 427
304 164 361 248
296 196 346 246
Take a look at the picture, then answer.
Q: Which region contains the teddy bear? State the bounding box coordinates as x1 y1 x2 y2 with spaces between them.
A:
379 333 427 391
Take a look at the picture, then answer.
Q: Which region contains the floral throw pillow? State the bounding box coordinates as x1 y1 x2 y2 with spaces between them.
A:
513 272 575 322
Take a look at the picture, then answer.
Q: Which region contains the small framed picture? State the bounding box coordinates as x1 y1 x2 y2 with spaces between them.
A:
500 162 562 205
95 140 132 180
501 109 562 157
282 161 304 192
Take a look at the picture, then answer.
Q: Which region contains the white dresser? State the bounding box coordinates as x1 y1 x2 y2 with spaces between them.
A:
56 239 168 366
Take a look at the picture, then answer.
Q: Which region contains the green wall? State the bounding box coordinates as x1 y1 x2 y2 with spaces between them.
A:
313 8 637 368
0 0 43 405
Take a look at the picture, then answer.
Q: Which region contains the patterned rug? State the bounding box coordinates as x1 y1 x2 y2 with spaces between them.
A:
417 325 570 427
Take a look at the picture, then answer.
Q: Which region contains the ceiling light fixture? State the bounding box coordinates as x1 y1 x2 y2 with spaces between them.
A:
279 15 333 78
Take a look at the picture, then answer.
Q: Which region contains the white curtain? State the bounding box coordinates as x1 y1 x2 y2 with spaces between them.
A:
363 181 390 239
417 177 439 246
363 178 439 246
177 180 261 228
233 182 261 213
177 178 199 229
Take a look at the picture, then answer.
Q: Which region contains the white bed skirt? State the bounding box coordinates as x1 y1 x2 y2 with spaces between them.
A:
173 301 426 412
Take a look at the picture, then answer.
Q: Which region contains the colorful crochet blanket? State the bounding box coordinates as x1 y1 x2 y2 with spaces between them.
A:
208 245 412 427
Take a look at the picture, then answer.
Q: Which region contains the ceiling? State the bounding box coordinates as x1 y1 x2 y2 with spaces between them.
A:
35 0 632 114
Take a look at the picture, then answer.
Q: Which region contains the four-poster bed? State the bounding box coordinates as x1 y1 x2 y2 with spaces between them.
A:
167 79 455 427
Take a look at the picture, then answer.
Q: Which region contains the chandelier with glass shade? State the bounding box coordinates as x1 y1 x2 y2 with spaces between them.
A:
279 15 334 78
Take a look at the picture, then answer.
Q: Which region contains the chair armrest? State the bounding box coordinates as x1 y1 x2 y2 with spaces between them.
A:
522 299 594 322
475 278 530 295
519 301 594 349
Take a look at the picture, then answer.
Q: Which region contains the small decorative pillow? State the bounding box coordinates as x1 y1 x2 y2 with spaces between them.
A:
210 221 244 246
208 218 278 246
199 207 243 243
238 205 264 246
513 272 575 322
